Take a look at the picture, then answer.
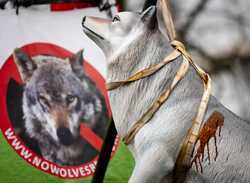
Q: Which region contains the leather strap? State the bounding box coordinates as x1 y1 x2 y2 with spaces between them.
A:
171 40 211 183
161 0 212 181
160 0 176 41
123 54 189 144
106 49 181 91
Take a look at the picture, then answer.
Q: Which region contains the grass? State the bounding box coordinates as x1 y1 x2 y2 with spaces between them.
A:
0 132 134 183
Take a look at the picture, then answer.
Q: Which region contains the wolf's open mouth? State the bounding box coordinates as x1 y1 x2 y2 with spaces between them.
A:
82 16 105 40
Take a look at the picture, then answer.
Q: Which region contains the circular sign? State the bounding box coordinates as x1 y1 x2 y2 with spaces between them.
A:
0 42 119 179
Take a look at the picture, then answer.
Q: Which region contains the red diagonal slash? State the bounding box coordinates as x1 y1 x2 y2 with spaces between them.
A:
80 123 103 152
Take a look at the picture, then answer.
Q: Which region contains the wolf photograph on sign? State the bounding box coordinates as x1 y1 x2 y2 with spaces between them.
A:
82 3 250 183
6 48 109 166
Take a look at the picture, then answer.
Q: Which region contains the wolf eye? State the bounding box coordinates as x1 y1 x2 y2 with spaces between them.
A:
38 95 50 108
112 15 120 22
67 95 77 105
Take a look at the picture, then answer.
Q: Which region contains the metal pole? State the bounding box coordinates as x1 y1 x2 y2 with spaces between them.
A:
91 118 117 183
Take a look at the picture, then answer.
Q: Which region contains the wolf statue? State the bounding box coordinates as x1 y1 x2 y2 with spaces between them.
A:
13 49 109 166
82 5 250 183
123 0 250 123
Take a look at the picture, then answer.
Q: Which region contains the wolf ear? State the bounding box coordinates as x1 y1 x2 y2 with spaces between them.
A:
141 6 157 29
13 48 37 83
69 49 85 79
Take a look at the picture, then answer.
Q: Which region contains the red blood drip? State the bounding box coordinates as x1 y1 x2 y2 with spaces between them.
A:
191 111 224 173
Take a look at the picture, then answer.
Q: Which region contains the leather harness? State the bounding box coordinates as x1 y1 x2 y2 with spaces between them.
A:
106 0 212 182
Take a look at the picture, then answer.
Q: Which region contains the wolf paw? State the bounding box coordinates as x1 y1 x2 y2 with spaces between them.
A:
191 111 224 173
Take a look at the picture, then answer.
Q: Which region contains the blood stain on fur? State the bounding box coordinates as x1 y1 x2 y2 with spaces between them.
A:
191 111 224 173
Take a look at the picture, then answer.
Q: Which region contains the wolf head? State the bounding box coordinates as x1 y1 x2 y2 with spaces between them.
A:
82 5 169 62
82 5 182 136
13 49 102 146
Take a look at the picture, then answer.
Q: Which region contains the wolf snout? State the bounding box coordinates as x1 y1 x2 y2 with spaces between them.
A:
57 127 74 146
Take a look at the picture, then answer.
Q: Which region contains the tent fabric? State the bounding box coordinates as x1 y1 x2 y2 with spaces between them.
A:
0 5 112 77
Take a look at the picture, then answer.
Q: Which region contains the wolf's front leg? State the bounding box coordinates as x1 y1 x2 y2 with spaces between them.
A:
129 144 175 183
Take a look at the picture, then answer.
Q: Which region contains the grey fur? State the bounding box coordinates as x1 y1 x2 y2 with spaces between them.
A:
83 6 250 183
14 49 108 166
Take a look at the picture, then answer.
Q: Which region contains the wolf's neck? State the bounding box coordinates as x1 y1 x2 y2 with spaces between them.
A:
107 30 203 137
107 30 172 81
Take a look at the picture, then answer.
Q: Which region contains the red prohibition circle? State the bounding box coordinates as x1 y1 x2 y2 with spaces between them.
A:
0 42 118 179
